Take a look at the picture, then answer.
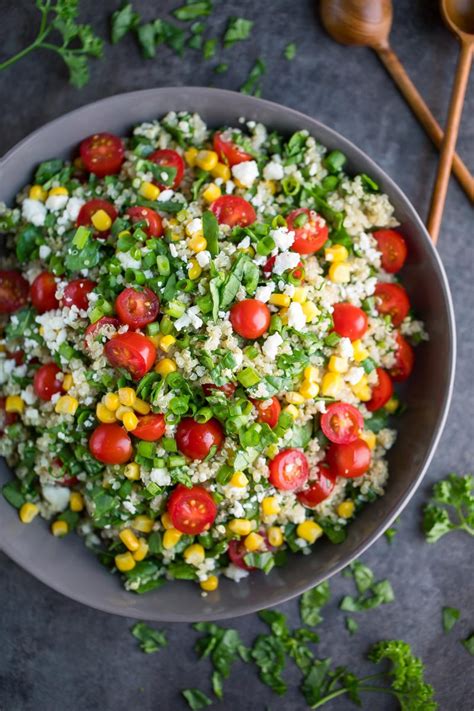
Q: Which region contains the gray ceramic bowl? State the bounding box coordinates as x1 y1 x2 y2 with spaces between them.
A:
0 88 455 621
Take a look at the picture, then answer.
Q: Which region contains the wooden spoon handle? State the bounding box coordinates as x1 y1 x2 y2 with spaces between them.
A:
376 46 473 206
427 42 473 243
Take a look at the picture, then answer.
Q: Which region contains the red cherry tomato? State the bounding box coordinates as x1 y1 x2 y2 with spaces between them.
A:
104 332 156 380
115 287 159 329
76 199 118 235
373 229 407 274
126 206 163 238
79 132 124 177
229 299 271 339
7 350 25 366
321 402 364 444
0 397 18 434
0 270 29 314
210 195 256 228
332 303 368 341
33 363 64 401
213 131 253 166
326 439 371 478
149 149 185 190
367 368 393 412
176 417 224 461
84 316 119 346
202 383 237 398
297 463 337 507
227 539 256 570
390 333 414 382
62 279 96 311
287 208 329 254
167 484 217 535
89 423 132 465
251 396 281 428
269 448 310 491
374 282 410 327
30 271 58 313
132 414 166 442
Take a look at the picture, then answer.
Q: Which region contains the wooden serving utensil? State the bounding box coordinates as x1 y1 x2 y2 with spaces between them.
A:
427 0 474 243
319 0 474 208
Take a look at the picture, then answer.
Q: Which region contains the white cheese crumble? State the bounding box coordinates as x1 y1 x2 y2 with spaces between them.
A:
42 485 70 512
263 160 284 181
231 160 259 187
273 251 301 275
21 199 47 226
287 302 306 331
262 332 283 359
271 226 295 251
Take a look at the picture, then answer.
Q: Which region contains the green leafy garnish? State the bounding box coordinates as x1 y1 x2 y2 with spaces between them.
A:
423 473 474 542
131 622 167 653
223 17 253 47
202 38 217 60
442 607 460 633
300 581 331 627
345 617 358 635
193 622 247 697
284 42 296 60
214 62 228 74
182 689 212 710
173 2 213 22
110 2 140 44
240 58 266 96
339 561 394 612
461 634 474 656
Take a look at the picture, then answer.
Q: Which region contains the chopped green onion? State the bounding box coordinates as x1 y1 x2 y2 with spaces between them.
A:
281 175 300 195
72 226 91 249
160 316 174 335
237 367 261 387
195 407 213 423
323 150 347 174
146 322 161 337
137 441 155 458
256 236 276 256
165 300 186 318
292 212 308 228
162 437 177 452
156 255 170 275
271 215 287 229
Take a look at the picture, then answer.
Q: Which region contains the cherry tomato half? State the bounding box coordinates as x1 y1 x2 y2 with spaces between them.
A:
287 208 329 255
0 397 18 434
149 149 185 190
0 270 29 314
33 363 64 401
126 206 163 238
374 282 410 327
167 484 217 535
84 316 119 346
176 417 224 460
62 279 96 311
104 332 156 380
213 131 253 166
297 463 337 507
79 132 124 177
251 396 281 429
30 271 59 313
366 368 393 412
89 423 132 464
76 199 118 235
390 333 414 382
373 229 407 274
332 303 368 341
115 287 159 329
321 402 364 444
210 195 256 228
230 299 271 339
326 439 371 478
202 383 237 398
132 414 166 442
269 448 310 491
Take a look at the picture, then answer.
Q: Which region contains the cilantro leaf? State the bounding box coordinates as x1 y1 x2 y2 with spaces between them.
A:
182 689 212 710
442 607 460 633
300 581 331 627
131 622 167 653
251 634 287 695
240 58 266 96
193 622 247 695
340 562 394 612
223 17 253 47
110 2 140 44
423 473 474 542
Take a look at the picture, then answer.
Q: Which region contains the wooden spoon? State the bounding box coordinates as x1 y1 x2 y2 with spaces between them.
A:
319 0 474 207
427 0 474 243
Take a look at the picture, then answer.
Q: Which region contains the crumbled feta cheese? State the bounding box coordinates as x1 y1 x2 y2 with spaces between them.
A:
346 367 365 385
338 337 354 359
45 195 68 211
263 161 284 180
175 305 203 331
271 227 295 251
65 197 85 222
39 245 51 259
254 283 275 303
158 189 174 202
42 485 70 512
262 332 283 359
273 251 301 275
287 302 306 331
116 251 142 270
185 218 202 235
223 564 249 582
231 160 259 187
150 468 171 486
21 198 47 226
196 250 211 268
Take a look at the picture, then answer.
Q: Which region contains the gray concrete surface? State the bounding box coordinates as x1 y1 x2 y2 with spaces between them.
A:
0 1 473 709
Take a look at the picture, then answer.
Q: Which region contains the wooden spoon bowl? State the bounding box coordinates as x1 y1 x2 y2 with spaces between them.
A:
320 0 392 48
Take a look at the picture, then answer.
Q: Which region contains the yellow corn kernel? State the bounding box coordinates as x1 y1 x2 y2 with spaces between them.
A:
211 162 231 181
337 500 355 518
119 528 140 552
19 502 39 524
284 404 299 419
244 532 264 552
325 244 349 262
118 387 136 407
39 326 45 336
184 543 206 566
265 180 277 195
139 181 160 201
133 515 154 533
163 527 182 550
155 358 177 376
133 398 151 415
54 395 78 416
351 375 371 402
384 396 399 414
328 262 351 284
292 287 307 304
115 405 133 421
195 150 218 172
115 552 136 572
104 392 120 411
184 147 198 166
228 519 252 536
304 365 319 383
48 186 68 197
62 373 73 391
51 520 68 537
301 301 318 323
200 575 219 592
124 462 140 481
91 209 112 232
133 538 149 562
29 184 48 201
188 258 202 280
286 391 305 405
230 471 249 488
321 373 343 398
297 520 323 544
269 293 291 308
123 411 139 432
267 526 284 547
70 492 84 512
5 395 24 414
352 339 369 362
261 496 280 517
328 355 349 374
360 430 376 450
158 334 176 353
96 402 117 424
299 380 320 399
161 512 173 530
202 183 221 203
188 234 207 253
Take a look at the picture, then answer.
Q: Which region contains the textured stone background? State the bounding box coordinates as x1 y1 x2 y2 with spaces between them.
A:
0 1 473 710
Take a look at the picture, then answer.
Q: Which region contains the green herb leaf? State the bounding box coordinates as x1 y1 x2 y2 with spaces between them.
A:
182 689 212 710
173 1 212 21
300 581 331 626
351 561 374 593
137 22 157 59
203 38 217 60
111 2 140 44
284 42 297 60
16 225 43 263
214 62 228 74
202 210 219 256
442 606 460 633
2 480 26 509
345 617 359 635
131 622 167 653
240 58 266 96
423 473 474 542
34 159 64 185
461 634 474 656
224 17 254 47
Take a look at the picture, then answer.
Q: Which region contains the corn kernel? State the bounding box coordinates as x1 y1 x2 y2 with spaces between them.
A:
321 373 343 398
352 340 369 362
54 395 78 416
133 538 149 561
91 209 112 232
351 375 371 402
70 492 84 512
161 512 173 530
211 162 231 181
115 552 136 572
360 430 376 450
29 185 47 202
244 532 264 552
124 462 140 481
328 355 349 374
292 287 307 304
133 398 151 415
304 366 319 383
119 528 140 552
62 373 73 391
139 181 160 201
296 520 323 544
285 391 305 405
158 334 176 353
284 404 299 419
267 526 284 547
265 180 277 195
188 258 202 280
19 502 39 524
133 515 154 533
261 496 280 517
269 293 291 307
325 244 349 262
5 395 24 413
184 147 198 166
195 150 218 172
279 307 289 324
328 262 351 283
118 387 136 407
155 358 177 376
39 326 45 336
123 411 139 432
51 520 68 537
301 301 318 322
188 234 207 252
228 518 252 536
184 543 206 566
115 405 133 421
96 402 117 423
200 575 219 592
384 396 399 414
202 183 222 203
230 472 249 488
337 500 355 518
163 527 182 549
299 381 320 399
48 186 68 197
104 392 120 411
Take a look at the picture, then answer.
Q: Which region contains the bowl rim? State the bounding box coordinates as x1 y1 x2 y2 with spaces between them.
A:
0 87 456 621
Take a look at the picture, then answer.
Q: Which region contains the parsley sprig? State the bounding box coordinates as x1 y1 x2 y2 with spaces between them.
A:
423 473 474 542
